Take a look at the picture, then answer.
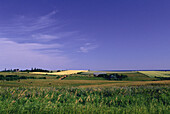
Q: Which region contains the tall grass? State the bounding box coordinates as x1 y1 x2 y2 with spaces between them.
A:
0 86 169 113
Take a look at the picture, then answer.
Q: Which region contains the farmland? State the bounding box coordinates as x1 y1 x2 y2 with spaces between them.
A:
0 87 169 114
0 70 170 113
139 71 170 78
30 70 88 75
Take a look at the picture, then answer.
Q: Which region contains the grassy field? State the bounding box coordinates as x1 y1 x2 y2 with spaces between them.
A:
0 87 169 114
67 72 159 81
1 79 170 87
139 71 170 78
0 71 170 113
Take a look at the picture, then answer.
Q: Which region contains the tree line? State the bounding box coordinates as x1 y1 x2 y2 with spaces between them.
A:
97 73 128 80
0 75 46 81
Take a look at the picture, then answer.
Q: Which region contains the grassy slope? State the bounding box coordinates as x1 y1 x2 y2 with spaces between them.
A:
118 72 158 81
66 72 157 81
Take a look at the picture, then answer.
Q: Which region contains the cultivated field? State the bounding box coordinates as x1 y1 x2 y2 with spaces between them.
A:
139 71 170 78
31 70 88 75
0 87 169 114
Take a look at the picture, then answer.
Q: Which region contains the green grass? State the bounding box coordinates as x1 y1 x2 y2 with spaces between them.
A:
0 87 169 114
118 72 158 81
64 76 107 80
66 72 158 81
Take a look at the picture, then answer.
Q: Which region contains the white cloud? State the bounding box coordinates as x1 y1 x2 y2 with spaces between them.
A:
0 38 70 70
32 34 60 41
0 10 60 34
31 31 77 42
79 43 98 53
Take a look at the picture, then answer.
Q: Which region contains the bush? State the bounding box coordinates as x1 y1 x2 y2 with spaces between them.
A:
77 72 83 74
97 74 127 80
97 74 108 78
0 75 5 80
5 75 19 81
56 76 62 79
27 77 36 79
109 74 127 80
38 77 46 79
56 70 61 72
19 76 27 79
155 77 170 80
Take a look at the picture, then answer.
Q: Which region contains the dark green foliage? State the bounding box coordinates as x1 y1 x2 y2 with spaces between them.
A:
30 68 49 72
97 73 128 80
27 77 35 79
155 77 170 80
38 77 46 79
0 75 4 80
6 75 19 81
19 76 27 79
0 75 46 81
21 68 49 72
56 76 62 79
77 72 83 74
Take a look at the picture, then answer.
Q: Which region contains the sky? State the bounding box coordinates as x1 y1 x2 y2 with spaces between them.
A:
0 0 170 70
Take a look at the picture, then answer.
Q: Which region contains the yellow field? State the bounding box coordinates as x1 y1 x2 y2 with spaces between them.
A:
139 71 170 77
31 70 88 75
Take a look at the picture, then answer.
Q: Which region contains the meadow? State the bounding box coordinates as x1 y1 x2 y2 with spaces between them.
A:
0 70 170 113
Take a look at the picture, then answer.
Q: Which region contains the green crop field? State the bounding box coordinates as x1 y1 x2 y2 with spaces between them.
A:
139 71 170 78
0 87 169 114
0 71 170 114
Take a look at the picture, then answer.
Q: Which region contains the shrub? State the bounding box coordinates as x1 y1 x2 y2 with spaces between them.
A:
0 75 5 80
19 76 27 79
5 75 19 81
38 77 46 79
97 74 127 80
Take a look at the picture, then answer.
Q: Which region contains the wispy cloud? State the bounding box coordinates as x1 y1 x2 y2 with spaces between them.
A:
0 38 70 69
32 34 60 41
0 10 80 44
0 10 98 69
31 31 78 42
0 10 60 36
78 43 98 53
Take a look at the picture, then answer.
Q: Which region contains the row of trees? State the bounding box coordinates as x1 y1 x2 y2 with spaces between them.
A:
0 75 46 81
155 76 170 80
97 73 127 80
1 68 50 72
22 68 50 72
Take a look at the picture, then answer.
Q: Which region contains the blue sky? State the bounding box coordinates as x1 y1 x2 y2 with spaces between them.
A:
0 0 170 70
